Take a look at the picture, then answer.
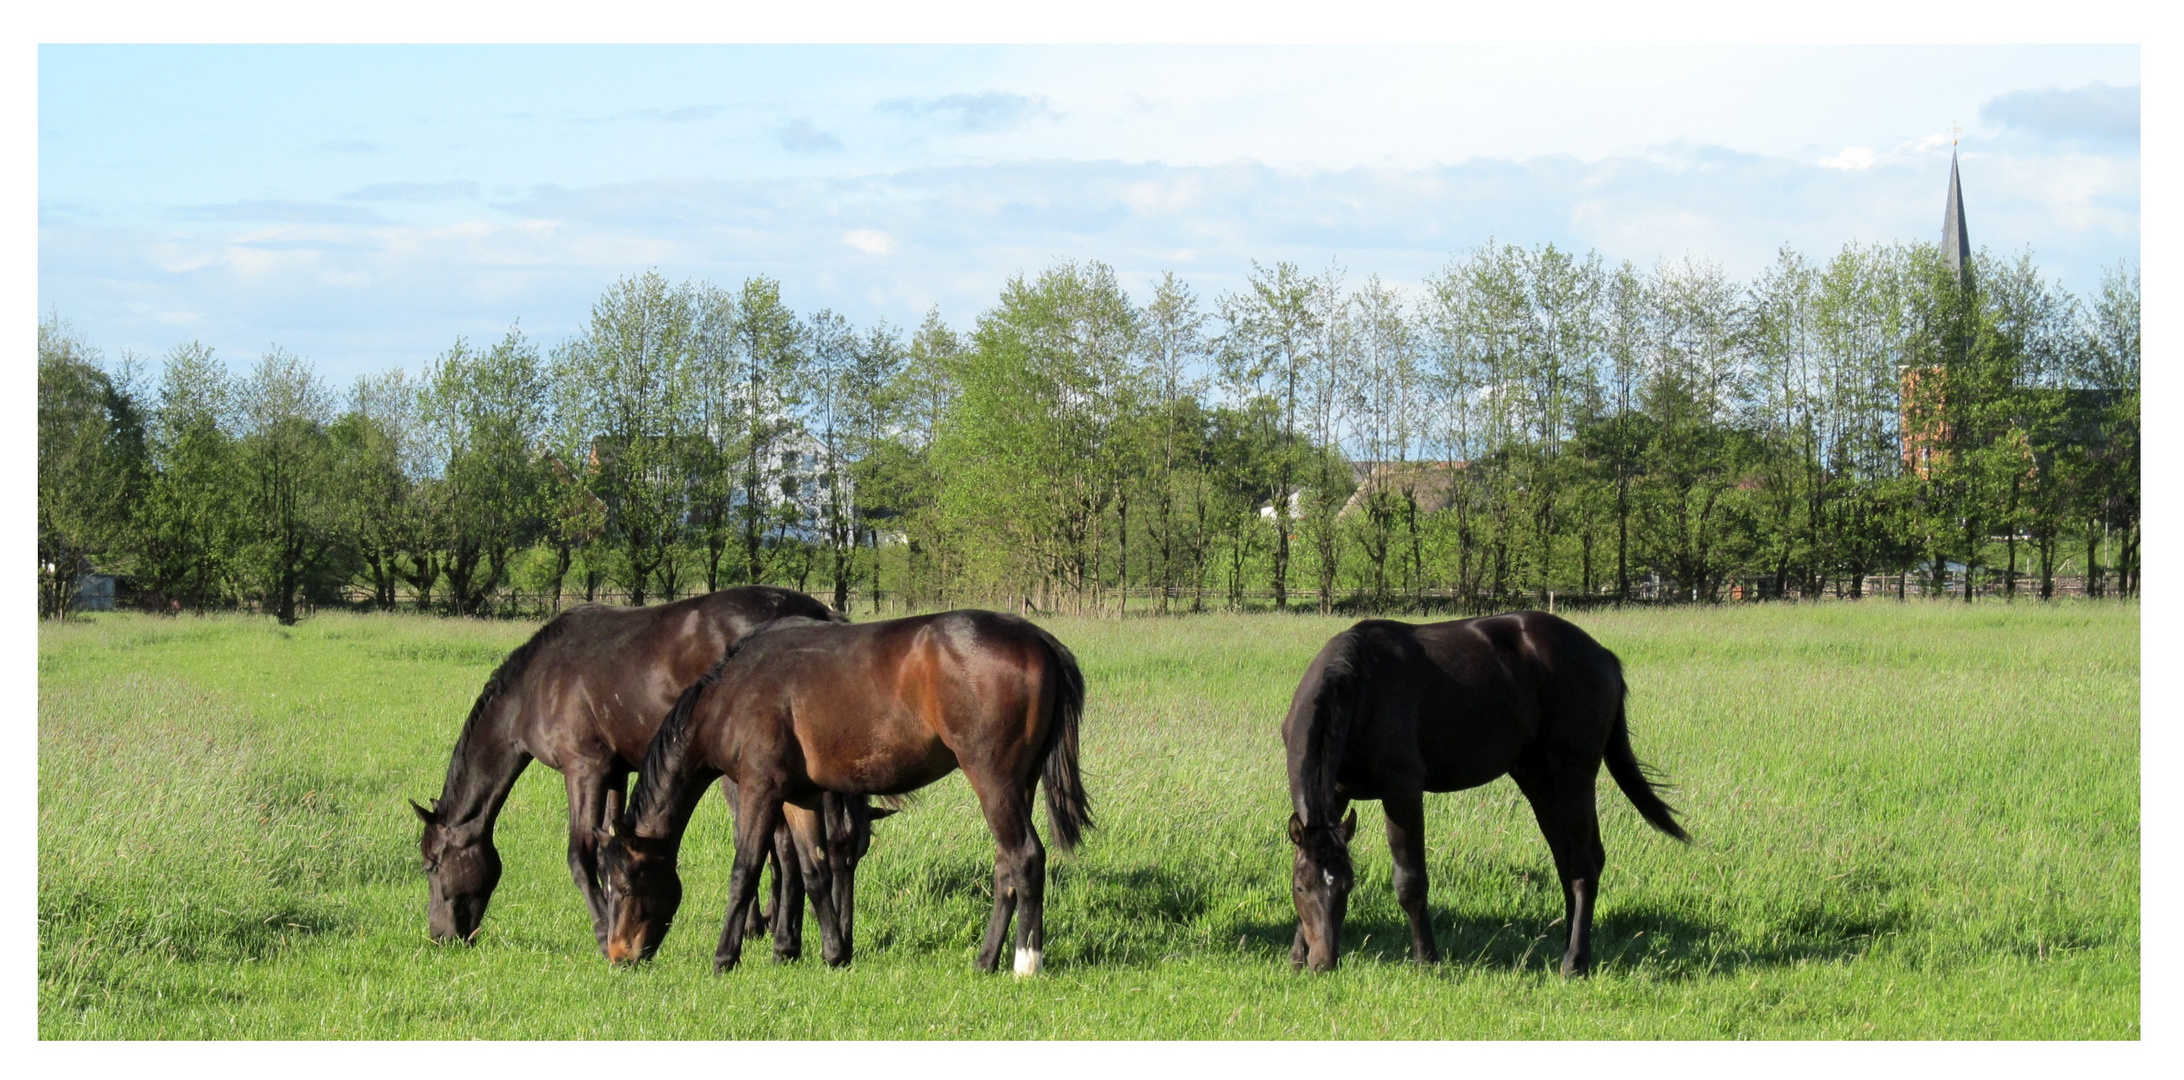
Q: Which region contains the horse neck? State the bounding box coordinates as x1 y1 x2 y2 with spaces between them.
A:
628 747 717 849
1291 654 1357 828
436 696 528 838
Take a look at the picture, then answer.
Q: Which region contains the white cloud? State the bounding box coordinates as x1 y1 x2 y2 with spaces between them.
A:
844 229 896 255
40 142 2139 386
1820 146 1876 170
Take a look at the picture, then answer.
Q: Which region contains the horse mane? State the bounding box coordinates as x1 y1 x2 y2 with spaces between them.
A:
623 613 836 831
436 610 583 813
627 652 728 829
1297 626 1367 834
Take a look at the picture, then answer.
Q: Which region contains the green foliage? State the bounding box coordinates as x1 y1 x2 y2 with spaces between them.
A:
36 243 2140 621
234 349 340 625
38 604 2138 1037
38 315 146 618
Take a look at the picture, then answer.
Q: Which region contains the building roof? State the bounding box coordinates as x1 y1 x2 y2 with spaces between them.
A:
1943 150 1972 288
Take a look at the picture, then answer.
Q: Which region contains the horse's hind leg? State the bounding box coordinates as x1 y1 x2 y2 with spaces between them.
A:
967 772 1044 975
564 764 620 954
1383 792 1441 965
1512 761 1606 978
770 819 807 962
785 803 851 967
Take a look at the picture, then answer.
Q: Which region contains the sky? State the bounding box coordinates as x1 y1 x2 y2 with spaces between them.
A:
37 44 2141 390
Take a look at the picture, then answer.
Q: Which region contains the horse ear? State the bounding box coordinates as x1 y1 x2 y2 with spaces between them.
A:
409 798 436 825
603 789 625 835
1287 813 1305 846
1338 808 1358 842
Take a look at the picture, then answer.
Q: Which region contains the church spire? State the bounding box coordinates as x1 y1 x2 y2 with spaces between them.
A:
1942 146 1972 289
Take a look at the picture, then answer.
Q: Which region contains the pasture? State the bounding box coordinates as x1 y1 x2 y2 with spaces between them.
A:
38 602 2137 1039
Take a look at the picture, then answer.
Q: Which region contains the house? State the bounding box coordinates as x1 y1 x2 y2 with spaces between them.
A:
75 573 118 612
1336 460 1464 519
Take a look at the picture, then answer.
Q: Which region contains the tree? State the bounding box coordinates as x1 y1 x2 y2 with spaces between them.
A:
559 272 698 605
420 329 549 615
1137 272 1211 613
1217 261 1321 610
799 309 873 612
130 341 241 611
937 262 1139 611
2073 262 2139 597
732 277 806 587
1746 247 1824 598
1349 275 1425 609
834 321 907 612
38 315 145 618
331 370 417 610
235 348 339 625
1637 257 1746 603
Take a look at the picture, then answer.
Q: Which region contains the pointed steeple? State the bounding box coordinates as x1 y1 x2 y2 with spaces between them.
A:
1942 149 1972 289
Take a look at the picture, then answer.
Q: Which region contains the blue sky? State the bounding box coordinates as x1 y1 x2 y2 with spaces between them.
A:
38 44 2140 389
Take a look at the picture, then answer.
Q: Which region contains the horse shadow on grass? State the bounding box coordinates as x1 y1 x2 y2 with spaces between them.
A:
1226 856 1911 980
858 855 1909 978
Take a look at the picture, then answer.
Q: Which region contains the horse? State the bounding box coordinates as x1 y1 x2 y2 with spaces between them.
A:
1282 611 1689 977
596 609 1090 976
411 585 862 954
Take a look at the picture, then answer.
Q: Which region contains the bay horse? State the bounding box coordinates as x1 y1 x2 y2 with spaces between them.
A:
1283 611 1689 976
411 586 860 953
597 609 1090 975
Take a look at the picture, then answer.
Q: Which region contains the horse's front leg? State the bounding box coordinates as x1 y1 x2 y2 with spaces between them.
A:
715 782 784 974
721 778 773 943
564 764 619 953
1382 792 1440 965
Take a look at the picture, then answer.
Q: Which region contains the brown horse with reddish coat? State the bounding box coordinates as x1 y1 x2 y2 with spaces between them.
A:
598 609 1089 975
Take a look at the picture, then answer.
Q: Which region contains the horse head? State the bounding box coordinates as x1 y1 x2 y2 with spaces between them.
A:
1287 808 1357 972
595 789 682 965
414 798 501 944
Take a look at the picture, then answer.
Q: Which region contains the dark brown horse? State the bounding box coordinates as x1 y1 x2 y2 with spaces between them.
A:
411 586 850 952
1283 612 1688 976
597 609 1090 975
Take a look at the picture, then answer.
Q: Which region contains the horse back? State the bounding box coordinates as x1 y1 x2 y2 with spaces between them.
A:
509 588 835 770
709 610 1060 798
1336 612 1622 796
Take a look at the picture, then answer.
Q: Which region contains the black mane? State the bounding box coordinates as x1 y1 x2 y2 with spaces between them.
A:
436 611 581 812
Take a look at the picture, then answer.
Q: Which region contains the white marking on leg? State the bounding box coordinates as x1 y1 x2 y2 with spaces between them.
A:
1013 947 1042 976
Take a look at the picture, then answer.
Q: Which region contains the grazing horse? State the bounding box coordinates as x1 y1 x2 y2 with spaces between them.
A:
597 610 1090 975
411 586 853 952
1283 612 1689 976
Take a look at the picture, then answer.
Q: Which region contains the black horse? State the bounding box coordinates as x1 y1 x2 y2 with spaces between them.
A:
1283 611 1689 976
412 586 862 953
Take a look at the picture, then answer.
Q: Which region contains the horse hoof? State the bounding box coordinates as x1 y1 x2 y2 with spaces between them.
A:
1013 947 1043 977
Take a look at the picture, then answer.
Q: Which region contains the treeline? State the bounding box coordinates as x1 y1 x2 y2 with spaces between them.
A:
36 240 2139 622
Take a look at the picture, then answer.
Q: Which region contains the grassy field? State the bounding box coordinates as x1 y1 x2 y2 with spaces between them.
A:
37 602 2137 1039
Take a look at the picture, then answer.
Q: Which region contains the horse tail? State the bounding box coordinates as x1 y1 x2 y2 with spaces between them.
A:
1603 686 1690 843
1032 628 1092 853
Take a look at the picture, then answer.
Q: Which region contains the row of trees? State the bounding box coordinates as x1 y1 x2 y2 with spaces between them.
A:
37 240 2138 621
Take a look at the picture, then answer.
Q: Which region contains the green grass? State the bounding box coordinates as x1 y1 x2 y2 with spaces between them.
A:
37 602 2138 1038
